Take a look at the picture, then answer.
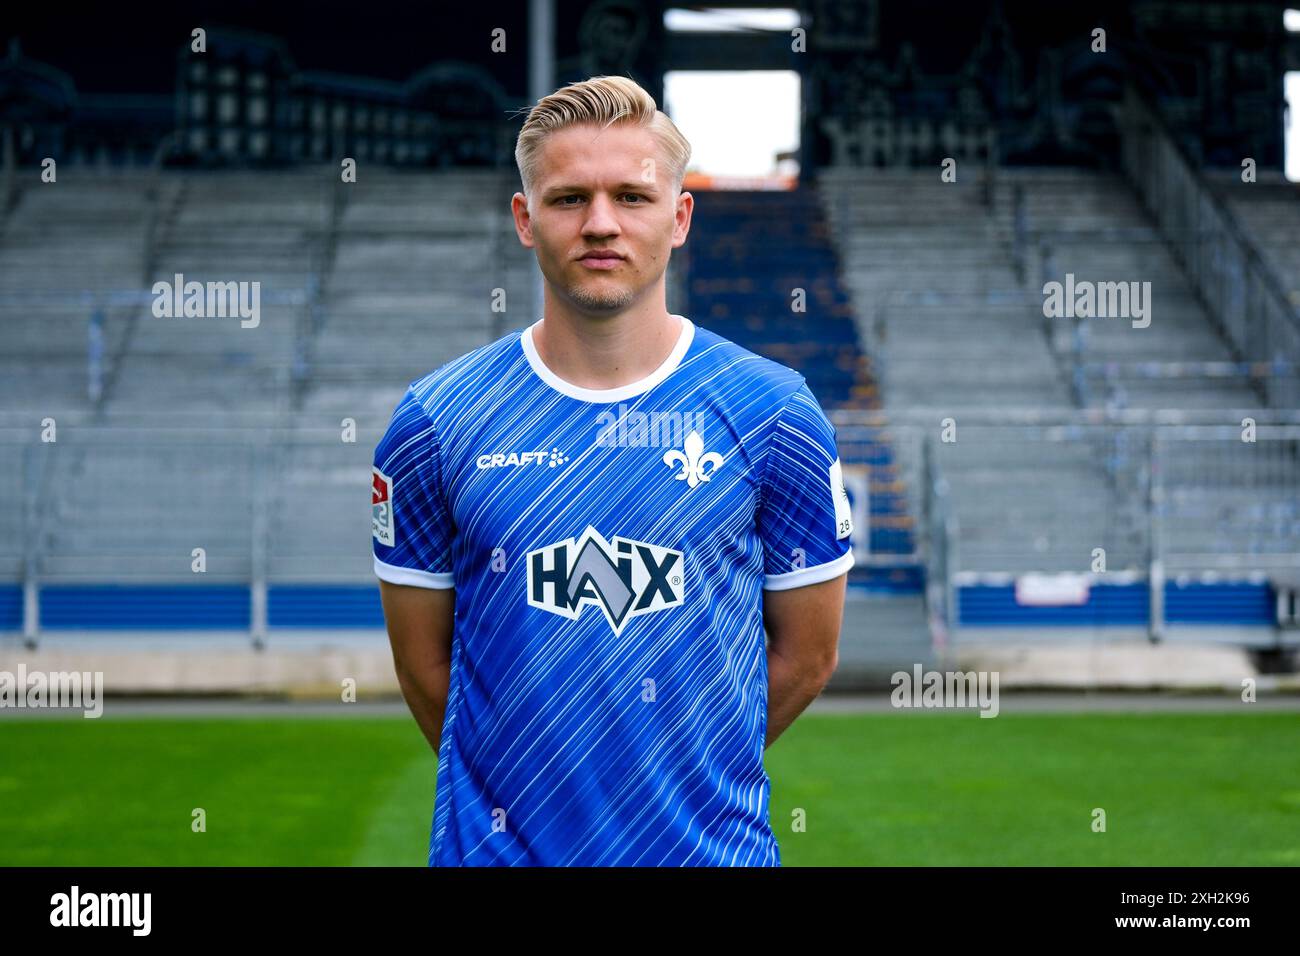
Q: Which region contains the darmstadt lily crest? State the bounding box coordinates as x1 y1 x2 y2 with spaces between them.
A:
662 430 723 488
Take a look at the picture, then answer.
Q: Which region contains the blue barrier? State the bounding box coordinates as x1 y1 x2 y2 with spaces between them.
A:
958 581 1275 627
1164 581 1275 626
267 585 385 628
960 582 1149 626
0 584 22 631
0 578 1274 631
39 584 252 630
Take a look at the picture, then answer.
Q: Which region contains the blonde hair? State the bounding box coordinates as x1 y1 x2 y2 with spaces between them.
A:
514 75 691 203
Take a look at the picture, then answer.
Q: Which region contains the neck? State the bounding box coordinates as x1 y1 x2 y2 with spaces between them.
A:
532 298 683 391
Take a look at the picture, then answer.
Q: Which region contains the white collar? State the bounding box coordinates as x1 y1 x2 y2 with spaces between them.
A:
521 314 695 402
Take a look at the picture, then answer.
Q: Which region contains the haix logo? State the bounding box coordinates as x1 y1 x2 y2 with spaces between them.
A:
527 526 684 635
662 430 723 488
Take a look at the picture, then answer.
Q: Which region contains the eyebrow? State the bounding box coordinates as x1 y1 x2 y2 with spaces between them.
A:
542 182 659 198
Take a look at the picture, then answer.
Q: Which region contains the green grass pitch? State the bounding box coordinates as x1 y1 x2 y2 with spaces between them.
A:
1 711 1296 865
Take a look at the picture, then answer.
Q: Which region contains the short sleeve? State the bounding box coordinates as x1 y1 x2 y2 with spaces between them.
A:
372 386 455 588
757 382 856 591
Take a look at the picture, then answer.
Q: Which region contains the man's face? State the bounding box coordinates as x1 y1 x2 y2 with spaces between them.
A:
512 122 692 317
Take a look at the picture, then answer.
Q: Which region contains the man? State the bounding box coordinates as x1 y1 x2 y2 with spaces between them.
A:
373 75 854 866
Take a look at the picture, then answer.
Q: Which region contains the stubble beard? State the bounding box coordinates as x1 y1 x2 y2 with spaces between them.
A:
566 271 638 313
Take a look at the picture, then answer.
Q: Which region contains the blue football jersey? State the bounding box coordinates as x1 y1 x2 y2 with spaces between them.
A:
372 314 855 866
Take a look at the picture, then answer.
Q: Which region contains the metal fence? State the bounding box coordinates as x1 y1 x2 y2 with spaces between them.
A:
0 288 312 412
3 409 1297 642
1118 85 1300 408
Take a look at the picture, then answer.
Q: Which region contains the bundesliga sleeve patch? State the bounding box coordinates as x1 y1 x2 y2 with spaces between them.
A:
372 467 395 547
830 457 853 540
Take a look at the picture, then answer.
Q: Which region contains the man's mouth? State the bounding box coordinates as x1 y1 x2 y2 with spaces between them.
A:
579 255 624 270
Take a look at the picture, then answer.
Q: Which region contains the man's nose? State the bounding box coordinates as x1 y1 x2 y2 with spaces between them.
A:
582 194 620 234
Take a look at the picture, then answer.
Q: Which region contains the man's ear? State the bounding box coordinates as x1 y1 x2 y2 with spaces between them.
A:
511 192 535 248
671 190 693 248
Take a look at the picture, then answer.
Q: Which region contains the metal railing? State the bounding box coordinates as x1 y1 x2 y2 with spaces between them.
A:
2 410 1296 646
0 288 311 406
1118 85 1300 407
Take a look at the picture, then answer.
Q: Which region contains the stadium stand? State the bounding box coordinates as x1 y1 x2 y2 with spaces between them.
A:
685 188 873 410
1211 171 1300 312
303 168 533 420
820 167 1074 411
0 170 155 414
685 186 931 672
815 161 1298 642
819 168 1130 580
112 170 317 412
1011 167 1262 410
1 138 1296 658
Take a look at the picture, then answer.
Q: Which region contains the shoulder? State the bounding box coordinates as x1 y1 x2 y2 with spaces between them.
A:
404 329 526 429
377 329 523 456
686 323 808 414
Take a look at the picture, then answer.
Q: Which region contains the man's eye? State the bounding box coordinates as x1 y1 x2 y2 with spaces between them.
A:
556 194 645 205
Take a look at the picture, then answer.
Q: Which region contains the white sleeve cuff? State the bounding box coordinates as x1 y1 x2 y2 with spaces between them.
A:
762 548 855 591
374 555 455 589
